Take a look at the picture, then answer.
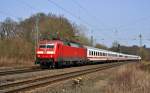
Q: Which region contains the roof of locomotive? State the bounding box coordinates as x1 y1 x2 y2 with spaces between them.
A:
38 40 63 44
38 39 83 48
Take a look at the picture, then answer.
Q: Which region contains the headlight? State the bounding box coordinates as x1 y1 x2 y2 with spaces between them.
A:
47 51 54 54
37 51 44 54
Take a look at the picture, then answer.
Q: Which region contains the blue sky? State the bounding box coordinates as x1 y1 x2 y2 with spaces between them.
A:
0 0 150 47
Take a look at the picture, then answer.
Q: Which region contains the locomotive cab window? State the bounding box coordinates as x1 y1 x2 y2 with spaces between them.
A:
39 44 54 48
47 45 54 48
39 45 46 48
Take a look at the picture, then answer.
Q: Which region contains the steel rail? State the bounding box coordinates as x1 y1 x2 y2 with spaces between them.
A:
0 62 127 93
0 67 42 76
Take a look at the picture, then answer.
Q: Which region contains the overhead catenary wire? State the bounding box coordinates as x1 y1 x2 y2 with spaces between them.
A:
72 0 118 45
16 0 38 12
117 15 150 30
47 0 105 31
72 0 112 29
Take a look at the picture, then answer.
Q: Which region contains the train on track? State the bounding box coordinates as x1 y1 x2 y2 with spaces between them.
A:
35 39 141 68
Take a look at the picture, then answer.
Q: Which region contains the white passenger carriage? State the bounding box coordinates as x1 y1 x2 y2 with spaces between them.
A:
84 46 141 62
86 46 108 61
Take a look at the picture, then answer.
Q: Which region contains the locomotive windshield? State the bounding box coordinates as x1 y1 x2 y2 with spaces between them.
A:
39 44 54 48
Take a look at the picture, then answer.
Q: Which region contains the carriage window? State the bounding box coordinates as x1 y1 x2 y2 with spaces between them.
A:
103 53 105 56
91 51 93 55
89 51 91 55
100 52 102 56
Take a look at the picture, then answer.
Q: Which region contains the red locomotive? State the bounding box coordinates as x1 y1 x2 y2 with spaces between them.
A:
35 39 87 68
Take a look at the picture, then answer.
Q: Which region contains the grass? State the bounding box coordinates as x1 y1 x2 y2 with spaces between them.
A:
105 62 150 93
0 38 34 67
141 61 150 65
0 57 33 67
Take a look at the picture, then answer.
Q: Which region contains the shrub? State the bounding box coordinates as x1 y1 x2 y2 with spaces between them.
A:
105 64 150 93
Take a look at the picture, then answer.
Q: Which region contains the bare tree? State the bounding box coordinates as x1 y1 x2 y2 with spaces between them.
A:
0 17 22 39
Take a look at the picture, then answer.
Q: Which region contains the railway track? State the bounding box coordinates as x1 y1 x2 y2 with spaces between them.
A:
0 62 128 93
0 67 42 76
